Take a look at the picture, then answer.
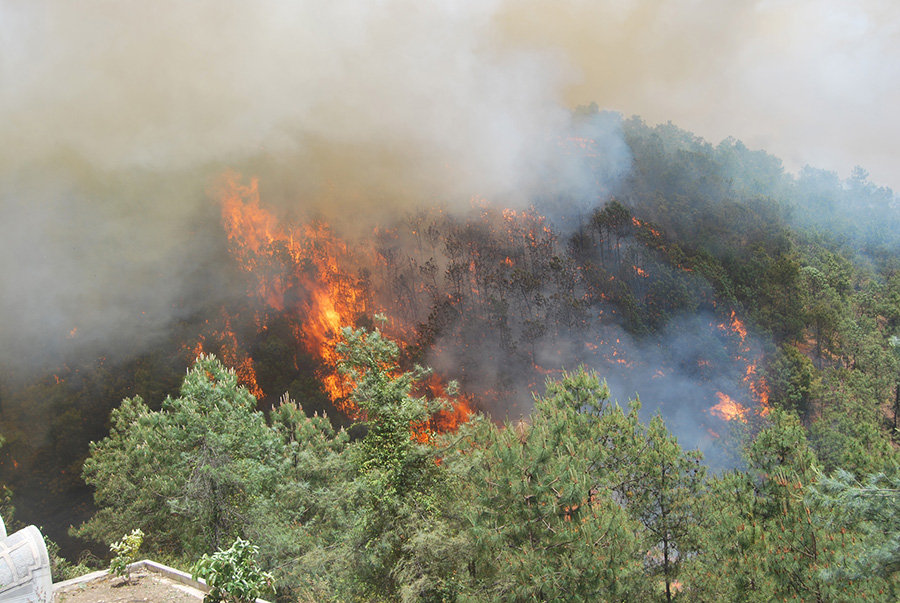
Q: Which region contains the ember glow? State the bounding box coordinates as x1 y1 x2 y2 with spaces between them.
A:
186 309 264 400
418 373 475 436
632 216 662 239
727 310 748 343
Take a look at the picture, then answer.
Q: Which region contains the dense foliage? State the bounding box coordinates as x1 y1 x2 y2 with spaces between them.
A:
192 537 275 603
71 326 899 602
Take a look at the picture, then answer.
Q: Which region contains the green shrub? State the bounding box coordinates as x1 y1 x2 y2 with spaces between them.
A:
192 538 274 603
109 528 144 583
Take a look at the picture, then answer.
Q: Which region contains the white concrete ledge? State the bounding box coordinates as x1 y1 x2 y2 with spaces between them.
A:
51 568 109 592
52 559 272 603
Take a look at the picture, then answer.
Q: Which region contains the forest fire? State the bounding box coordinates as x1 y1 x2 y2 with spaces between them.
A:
632 216 661 239
726 310 748 343
212 171 471 428
214 172 366 408
9 9 895 585
188 310 264 400
190 168 778 442
561 136 599 157
711 309 770 421
418 373 474 436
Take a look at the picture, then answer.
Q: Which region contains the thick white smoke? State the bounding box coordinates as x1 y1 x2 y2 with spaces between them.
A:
1 0 580 202
4 1 896 185
1 0 896 374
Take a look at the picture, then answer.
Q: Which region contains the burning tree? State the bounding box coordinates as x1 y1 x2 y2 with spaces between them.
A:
196 168 778 444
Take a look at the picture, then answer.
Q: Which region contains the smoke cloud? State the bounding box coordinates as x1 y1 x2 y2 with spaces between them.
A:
1 1 582 202
1 0 895 378
0 0 588 373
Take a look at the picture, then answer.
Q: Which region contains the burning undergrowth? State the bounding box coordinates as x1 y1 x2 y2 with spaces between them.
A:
190 169 770 458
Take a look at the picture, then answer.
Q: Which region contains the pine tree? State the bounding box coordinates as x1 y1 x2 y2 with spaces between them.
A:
743 410 888 602
465 368 645 602
813 468 900 597
333 318 466 603
77 355 283 556
683 470 775 603
624 414 706 602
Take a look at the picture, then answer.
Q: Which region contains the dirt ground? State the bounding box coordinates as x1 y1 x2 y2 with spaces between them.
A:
53 569 204 603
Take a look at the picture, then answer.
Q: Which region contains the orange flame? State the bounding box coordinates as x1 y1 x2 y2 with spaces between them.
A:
218 173 279 258
715 309 771 417
710 392 749 422
560 136 600 158
632 216 662 238
416 374 474 439
186 311 264 400
215 172 366 406
728 310 748 343
213 171 471 432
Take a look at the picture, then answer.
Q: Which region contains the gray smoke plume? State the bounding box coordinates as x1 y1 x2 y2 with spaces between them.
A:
0 0 623 374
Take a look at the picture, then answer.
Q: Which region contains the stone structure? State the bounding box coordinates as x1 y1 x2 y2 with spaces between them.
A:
0 518 52 603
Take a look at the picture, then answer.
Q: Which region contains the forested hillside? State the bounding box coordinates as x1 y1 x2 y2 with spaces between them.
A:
2 108 900 601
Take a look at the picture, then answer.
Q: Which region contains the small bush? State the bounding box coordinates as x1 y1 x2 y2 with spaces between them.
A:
109 529 144 583
192 538 274 603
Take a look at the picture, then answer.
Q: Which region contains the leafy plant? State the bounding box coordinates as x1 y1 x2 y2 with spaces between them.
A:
192 538 273 603
109 528 144 583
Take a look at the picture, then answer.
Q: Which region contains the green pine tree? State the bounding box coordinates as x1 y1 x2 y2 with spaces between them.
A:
623 414 706 602
76 355 282 557
334 317 467 603
812 468 900 598
464 368 645 602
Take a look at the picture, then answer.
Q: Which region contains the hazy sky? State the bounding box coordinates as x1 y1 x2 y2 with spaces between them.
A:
501 0 900 189
2 0 897 188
